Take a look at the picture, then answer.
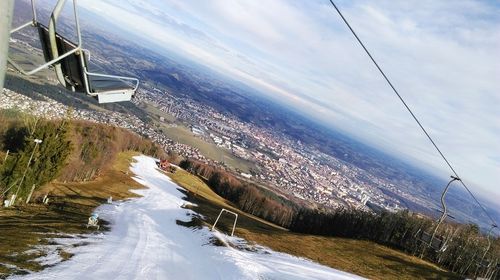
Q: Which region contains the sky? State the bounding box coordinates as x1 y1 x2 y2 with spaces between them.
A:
73 0 500 203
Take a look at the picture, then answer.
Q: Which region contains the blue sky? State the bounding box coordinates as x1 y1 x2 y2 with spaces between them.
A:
75 0 500 203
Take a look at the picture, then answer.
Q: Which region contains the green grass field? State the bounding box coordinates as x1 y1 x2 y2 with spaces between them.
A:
161 125 255 172
140 100 256 173
138 101 176 123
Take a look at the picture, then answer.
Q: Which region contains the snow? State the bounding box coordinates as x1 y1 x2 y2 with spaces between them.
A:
10 155 364 280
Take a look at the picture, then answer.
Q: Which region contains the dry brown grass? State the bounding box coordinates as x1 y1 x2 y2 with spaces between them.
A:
169 168 461 280
0 151 141 277
0 154 461 279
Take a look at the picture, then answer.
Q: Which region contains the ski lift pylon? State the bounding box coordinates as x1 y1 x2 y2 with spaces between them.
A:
7 0 139 103
417 175 461 252
477 224 498 270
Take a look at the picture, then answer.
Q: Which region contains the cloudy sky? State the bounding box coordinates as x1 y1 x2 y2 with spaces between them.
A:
75 0 500 202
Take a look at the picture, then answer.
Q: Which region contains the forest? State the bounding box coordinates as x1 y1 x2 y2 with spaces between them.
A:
179 159 296 228
180 158 500 279
0 109 164 202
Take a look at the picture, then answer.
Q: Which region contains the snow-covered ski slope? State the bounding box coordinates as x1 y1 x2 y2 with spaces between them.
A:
12 155 364 280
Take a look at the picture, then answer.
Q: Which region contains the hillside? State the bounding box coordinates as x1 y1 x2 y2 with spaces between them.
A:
168 166 461 280
0 110 164 199
6 156 365 280
0 110 167 277
176 159 499 279
5 155 459 280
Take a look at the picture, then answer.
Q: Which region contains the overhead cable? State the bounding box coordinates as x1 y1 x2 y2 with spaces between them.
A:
328 0 497 227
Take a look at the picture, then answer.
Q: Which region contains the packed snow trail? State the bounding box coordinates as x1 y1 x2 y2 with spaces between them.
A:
12 155 364 280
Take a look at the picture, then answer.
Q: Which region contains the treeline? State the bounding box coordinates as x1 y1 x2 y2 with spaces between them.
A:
0 109 165 202
59 120 164 182
0 112 71 198
179 158 500 279
179 159 296 227
291 208 499 278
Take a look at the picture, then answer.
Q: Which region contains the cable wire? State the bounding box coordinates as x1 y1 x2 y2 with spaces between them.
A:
328 0 497 227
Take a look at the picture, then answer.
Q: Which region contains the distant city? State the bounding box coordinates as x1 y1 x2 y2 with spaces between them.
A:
0 86 424 213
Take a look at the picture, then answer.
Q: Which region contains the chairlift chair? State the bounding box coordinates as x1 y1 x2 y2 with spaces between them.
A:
476 224 498 269
479 259 491 268
430 236 445 251
417 230 445 251
7 0 138 103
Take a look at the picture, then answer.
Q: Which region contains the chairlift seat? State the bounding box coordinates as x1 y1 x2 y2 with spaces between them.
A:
88 76 132 93
419 231 432 243
480 259 490 267
430 237 444 251
37 23 135 103
418 231 444 251
38 23 84 91
8 0 139 103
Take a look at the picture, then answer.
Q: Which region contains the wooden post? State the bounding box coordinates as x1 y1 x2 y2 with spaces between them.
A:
26 184 36 204
8 194 16 207
3 150 8 164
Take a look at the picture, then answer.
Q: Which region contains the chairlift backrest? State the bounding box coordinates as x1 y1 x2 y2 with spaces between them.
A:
420 231 432 243
480 259 490 267
430 237 444 251
7 0 139 103
38 23 86 92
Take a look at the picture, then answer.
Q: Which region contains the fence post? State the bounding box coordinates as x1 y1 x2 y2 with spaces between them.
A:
26 184 36 204
3 150 9 164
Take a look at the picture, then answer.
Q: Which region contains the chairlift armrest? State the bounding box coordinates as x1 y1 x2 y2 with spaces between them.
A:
7 47 81 76
10 21 34 34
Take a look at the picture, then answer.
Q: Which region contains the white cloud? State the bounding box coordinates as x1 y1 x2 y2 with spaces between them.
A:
78 0 500 202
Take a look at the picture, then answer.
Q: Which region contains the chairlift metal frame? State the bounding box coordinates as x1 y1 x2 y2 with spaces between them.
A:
212 208 238 236
417 175 461 252
7 0 139 103
481 224 498 261
475 224 499 278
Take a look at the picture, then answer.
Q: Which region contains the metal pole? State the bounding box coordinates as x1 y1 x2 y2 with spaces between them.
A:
431 176 461 240
48 0 68 87
212 209 224 231
231 213 238 236
0 0 15 91
13 139 42 203
26 184 36 204
480 225 498 265
31 0 38 23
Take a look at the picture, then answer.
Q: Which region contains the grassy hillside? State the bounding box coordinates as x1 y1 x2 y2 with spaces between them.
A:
177 159 499 279
0 110 164 203
0 109 167 277
0 151 142 277
168 169 460 280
